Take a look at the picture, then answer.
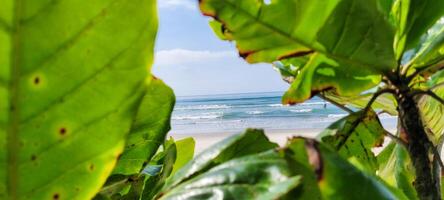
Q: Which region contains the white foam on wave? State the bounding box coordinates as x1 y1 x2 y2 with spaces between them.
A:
172 112 223 120
175 104 231 110
328 114 348 118
301 102 329 106
290 109 313 113
268 104 288 107
246 111 265 115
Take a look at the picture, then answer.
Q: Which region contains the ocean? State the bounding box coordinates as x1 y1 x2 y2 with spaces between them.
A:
171 92 397 134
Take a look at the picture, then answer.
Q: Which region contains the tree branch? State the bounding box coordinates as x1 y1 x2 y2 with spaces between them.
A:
430 82 444 91
317 94 353 113
363 88 397 112
384 130 407 147
412 90 444 106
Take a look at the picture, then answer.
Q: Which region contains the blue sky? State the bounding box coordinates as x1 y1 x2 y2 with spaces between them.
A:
152 0 288 96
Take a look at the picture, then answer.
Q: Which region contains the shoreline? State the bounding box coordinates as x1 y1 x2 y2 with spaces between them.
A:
169 128 397 154
170 128 324 153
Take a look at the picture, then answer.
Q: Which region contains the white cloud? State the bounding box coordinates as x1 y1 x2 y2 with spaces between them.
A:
158 0 197 10
155 49 235 66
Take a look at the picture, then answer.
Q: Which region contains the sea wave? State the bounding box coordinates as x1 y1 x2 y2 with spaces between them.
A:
301 102 329 106
268 104 288 107
172 112 223 120
246 111 265 115
328 114 348 118
290 109 313 113
175 104 231 110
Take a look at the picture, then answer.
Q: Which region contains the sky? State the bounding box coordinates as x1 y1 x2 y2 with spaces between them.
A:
152 0 288 96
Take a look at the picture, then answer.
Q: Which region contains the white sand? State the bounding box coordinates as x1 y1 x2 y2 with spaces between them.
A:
170 128 397 154
169 129 323 154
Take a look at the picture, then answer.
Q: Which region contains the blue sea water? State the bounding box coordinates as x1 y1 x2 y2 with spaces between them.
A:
171 92 397 134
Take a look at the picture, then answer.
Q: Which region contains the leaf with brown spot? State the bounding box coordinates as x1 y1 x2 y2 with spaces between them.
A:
317 110 386 173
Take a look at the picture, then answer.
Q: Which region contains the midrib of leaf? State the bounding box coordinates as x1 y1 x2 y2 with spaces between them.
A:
219 0 392 73
8 0 23 199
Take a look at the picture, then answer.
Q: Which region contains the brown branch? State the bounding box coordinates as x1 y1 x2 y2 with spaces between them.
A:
334 89 397 149
430 82 444 91
363 88 397 112
317 94 353 113
432 146 444 170
384 130 407 147
412 90 444 106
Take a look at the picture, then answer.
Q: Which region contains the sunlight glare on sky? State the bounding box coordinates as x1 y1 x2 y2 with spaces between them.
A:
152 0 288 96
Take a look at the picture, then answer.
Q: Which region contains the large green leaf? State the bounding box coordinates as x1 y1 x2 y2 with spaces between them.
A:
274 61 397 114
112 77 175 175
285 54 380 104
286 138 408 200
409 20 444 73
159 150 302 200
321 90 398 115
274 53 381 104
377 142 418 200
317 110 386 172
200 0 397 72
393 0 444 56
0 1 158 199
162 129 278 190
418 70 444 143
171 137 195 175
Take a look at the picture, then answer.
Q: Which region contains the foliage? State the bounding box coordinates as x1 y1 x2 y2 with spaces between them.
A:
0 0 163 199
3 0 444 199
199 0 444 199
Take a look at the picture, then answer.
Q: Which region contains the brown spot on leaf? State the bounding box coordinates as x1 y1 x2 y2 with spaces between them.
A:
34 77 40 85
59 128 67 136
89 164 94 171
53 193 60 200
31 155 37 161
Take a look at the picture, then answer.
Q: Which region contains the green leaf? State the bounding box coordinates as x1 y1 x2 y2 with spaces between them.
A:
378 142 418 200
322 90 398 115
171 137 195 175
0 1 158 199
112 78 175 175
163 128 278 190
418 70 444 143
275 53 381 104
286 138 408 200
200 0 397 72
159 150 302 200
409 20 444 72
98 139 178 200
317 110 386 172
393 0 444 56
274 60 397 114
284 138 322 200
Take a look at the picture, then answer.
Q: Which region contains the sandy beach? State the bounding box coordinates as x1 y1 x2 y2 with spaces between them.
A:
170 128 396 154
170 129 324 153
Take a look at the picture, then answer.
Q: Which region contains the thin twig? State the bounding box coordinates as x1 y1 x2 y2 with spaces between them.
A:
430 82 444 91
432 146 444 170
406 61 444 83
412 90 444 106
317 94 353 113
334 89 397 149
363 88 397 112
384 130 407 147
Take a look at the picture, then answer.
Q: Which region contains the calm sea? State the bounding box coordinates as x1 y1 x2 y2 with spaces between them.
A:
171 92 397 134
